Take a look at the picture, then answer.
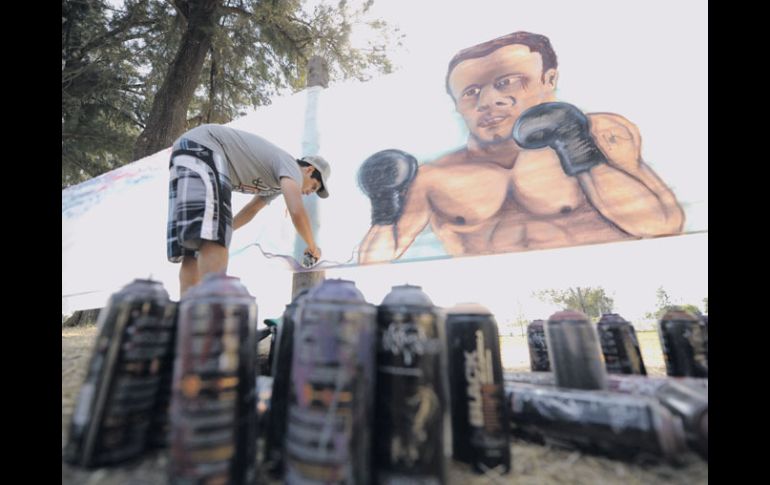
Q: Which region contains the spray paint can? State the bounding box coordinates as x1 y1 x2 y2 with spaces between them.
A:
504 371 707 459
147 300 179 449
285 279 377 485
658 308 708 377
596 313 647 375
651 380 708 460
504 371 556 387
169 273 258 485
506 382 688 463
263 289 310 475
374 285 447 484
505 371 707 396
64 278 171 467
699 315 708 366
446 303 510 474
526 319 550 372
546 310 607 390
256 375 274 439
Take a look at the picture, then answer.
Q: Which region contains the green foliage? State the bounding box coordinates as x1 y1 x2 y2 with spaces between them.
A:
62 0 151 187
533 287 615 322
643 286 704 321
62 0 401 187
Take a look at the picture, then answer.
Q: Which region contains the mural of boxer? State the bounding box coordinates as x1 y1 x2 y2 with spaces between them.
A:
357 31 684 264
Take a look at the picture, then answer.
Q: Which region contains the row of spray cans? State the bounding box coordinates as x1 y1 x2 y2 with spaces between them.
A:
66 275 703 481
512 309 707 463
527 310 708 378
65 274 261 484
262 280 511 484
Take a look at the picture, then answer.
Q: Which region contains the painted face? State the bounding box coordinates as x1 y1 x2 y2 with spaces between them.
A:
301 167 322 195
448 44 557 146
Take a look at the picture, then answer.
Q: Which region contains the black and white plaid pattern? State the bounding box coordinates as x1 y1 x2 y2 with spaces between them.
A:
166 139 233 262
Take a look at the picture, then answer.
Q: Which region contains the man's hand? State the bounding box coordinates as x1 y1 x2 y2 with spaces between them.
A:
302 246 321 268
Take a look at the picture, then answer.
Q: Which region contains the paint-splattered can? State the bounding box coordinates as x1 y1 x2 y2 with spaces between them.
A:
147 300 179 449
506 382 688 463
699 315 708 366
504 371 707 396
64 278 171 467
285 279 377 485
169 273 258 485
263 289 310 475
446 303 510 475
504 371 556 387
652 380 708 460
527 319 550 372
658 308 708 377
374 285 447 484
596 313 647 375
256 375 274 437
546 310 607 390
503 370 707 459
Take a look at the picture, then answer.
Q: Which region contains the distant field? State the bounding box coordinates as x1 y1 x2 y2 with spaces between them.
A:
501 330 667 375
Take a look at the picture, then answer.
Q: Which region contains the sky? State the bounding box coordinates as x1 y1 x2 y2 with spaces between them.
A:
63 0 708 327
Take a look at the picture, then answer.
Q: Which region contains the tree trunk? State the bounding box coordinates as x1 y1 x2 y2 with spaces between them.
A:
132 0 221 160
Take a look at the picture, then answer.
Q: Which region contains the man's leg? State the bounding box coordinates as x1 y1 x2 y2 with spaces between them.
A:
179 254 201 297
198 240 229 280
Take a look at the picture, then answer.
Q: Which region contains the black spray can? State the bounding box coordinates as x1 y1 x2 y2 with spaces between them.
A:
506 383 688 463
285 279 377 485
650 381 708 460
169 273 258 485
546 310 607 390
64 278 171 467
596 313 647 375
505 371 708 396
658 308 708 377
263 289 310 475
256 375 274 441
504 371 556 387
699 315 708 366
526 319 550 372
605 374 708 396
374 285 447 484
446 303 510 474
147 300 179 449
504 371 707 459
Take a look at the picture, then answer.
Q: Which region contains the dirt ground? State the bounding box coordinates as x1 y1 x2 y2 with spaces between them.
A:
62 325 707 484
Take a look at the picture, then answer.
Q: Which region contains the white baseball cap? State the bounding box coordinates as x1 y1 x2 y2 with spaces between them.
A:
300 155 331 198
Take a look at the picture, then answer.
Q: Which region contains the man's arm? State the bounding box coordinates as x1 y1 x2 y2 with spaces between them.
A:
393 171 432 258
513 103 684 237
358 169 432 263
233 194 268 230
357 149 422 263
578 114 684 236
280 177 320 258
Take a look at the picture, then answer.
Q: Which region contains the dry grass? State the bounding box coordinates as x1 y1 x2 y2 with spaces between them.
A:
62 326 706 484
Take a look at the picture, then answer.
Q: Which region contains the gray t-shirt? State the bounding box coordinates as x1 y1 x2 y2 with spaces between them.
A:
174 124 302 204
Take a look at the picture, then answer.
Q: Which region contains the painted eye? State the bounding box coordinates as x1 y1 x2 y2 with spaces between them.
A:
462 87 480 98
495 76 522 90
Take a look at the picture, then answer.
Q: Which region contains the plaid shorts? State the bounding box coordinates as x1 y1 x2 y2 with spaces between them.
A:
166 139 233 263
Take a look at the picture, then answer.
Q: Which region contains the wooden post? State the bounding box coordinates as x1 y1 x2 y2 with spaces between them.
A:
291 56 329 298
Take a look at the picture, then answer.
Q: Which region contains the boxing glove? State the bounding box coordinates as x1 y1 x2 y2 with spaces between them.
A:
357 149 419 225
513 102 608 176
